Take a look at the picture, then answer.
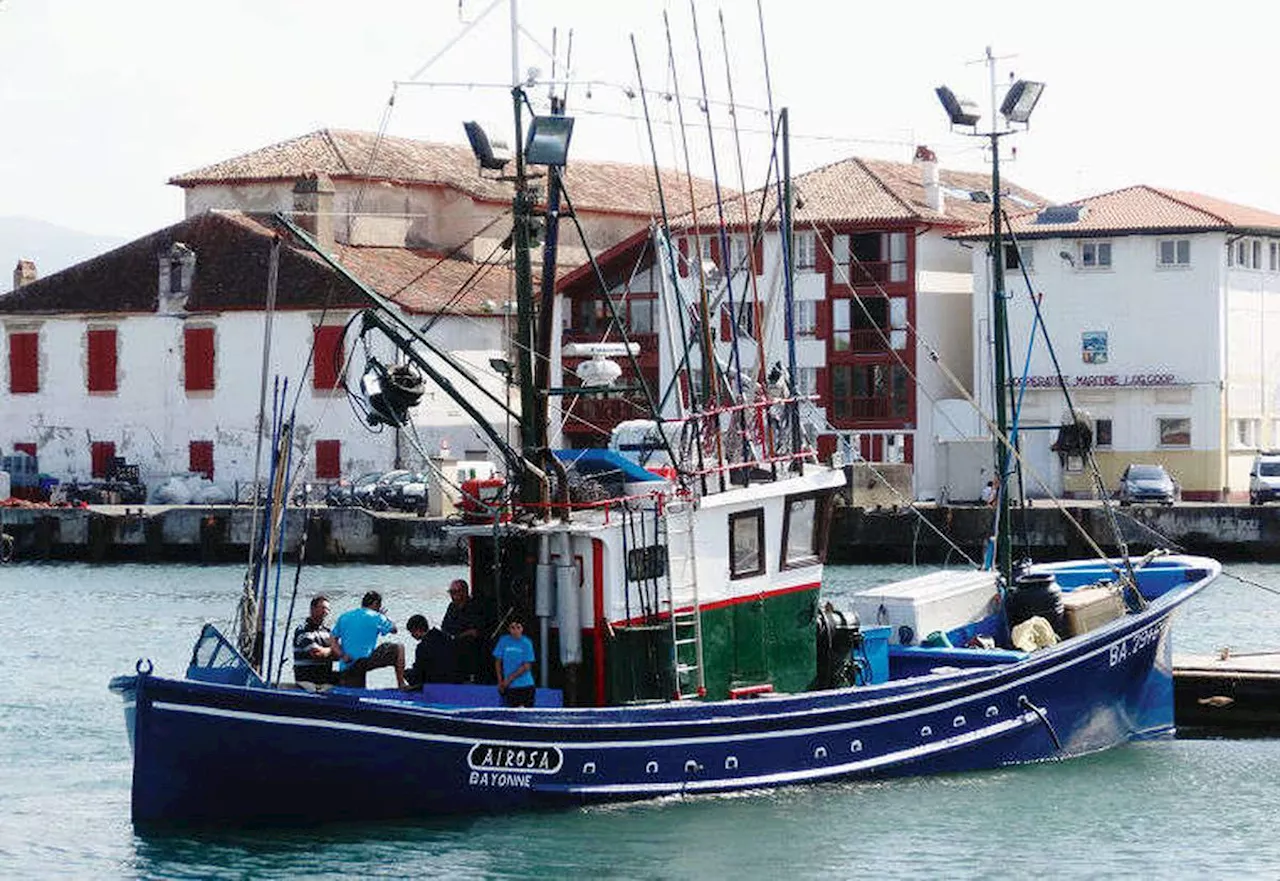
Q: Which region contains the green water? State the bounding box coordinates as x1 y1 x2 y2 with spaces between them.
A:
3 560 1279 879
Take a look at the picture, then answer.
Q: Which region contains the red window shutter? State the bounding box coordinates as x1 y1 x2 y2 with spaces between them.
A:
753 233 764 273
814 232 831 274
14 442 36 457
815 367 829 407
184 327 215 391
313 326 344 390
189 440 214 479
87 329 118 392
903 433 914 464
708 235 721 267
314 440 341 479
678 237 689 278
720 305 732 341
91 441 116 478
816 434 837 463
8 331 39 393
815 299 831 340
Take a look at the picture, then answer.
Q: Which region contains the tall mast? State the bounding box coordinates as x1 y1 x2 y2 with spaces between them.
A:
989 125 1011 580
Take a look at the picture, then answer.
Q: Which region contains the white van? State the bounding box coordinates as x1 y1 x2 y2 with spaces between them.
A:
1249 452 1280 505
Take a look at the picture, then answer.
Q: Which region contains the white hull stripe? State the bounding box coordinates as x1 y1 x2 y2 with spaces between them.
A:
562 711 1039 795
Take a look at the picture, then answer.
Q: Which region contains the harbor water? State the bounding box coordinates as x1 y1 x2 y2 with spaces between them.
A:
4 560 1280 879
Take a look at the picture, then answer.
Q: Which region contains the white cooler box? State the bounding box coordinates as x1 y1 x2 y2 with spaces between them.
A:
849 570 1001 645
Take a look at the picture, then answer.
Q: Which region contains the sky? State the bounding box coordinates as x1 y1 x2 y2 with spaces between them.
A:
3 0 1280 243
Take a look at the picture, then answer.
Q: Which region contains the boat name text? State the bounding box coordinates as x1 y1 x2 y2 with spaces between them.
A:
469 771 532 788
1109 623 1162 667
467 743 563 775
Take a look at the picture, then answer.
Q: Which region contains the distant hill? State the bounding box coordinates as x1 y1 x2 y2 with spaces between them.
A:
0 216 127 292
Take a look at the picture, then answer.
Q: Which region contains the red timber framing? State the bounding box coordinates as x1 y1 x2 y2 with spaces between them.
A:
821 223 919 463
8 330 38 393
86 328 118 393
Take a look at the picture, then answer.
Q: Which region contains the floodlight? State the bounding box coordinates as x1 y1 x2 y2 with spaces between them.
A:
463 121 509 171
525 115 575 167
1000 80 1045 124
935 86 981 127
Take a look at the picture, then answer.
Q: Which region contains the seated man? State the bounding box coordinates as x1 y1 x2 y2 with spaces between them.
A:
332 590 406 688
404 613 457 688
293 594 340 687
442 579 485 682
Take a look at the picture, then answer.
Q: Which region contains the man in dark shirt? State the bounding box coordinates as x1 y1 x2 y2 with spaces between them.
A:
441 579 484 681
293 595 340 686
404 614 457 688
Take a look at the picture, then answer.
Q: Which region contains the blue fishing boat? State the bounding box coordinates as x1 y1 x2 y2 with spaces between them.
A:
110 24 1220 827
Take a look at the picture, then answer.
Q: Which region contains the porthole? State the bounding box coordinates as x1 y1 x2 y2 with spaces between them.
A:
953 715 966 728
814 746 827 760
725 756 739 771
646 760 659 775
920 725 933 737
582 762 596 775
850 739 863 753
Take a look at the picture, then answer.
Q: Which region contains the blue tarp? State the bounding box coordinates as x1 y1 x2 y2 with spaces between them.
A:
552 448 664 482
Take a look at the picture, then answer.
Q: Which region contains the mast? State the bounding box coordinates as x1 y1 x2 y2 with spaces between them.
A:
989 129 1012 581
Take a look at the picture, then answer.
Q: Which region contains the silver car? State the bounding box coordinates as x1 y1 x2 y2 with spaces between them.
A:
1116 463 1178 506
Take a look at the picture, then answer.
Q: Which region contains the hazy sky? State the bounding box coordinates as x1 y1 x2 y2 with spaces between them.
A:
3 0 1279 242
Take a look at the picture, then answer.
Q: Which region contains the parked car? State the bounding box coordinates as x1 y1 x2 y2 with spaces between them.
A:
371 469 429 513
1116 463 1178 506
1249 452 1280 505
325 471 382 507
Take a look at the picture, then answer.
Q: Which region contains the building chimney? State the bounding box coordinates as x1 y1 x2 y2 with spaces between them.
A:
913 145 943 213
292 172 336 254
12 259 36 290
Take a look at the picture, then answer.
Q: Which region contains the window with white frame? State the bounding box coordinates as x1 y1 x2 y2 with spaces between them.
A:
1227 242 1235 267
1158 417 1191 448
1270 242 1278 271
728 234 749 273
1254 240 1263 269
1232 418 1261 449
1157 239 1190 267
794 300 817 336
1080 241 1112 269
1094 418 1113 448
1004 243 1033 271
795 366 817 397
794 230 816 270
1237 240 1249 268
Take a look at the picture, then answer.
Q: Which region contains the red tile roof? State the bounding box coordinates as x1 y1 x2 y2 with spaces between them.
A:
955 184 1280 239
170 128 724 218
0 211 514 317
671 153 1043 229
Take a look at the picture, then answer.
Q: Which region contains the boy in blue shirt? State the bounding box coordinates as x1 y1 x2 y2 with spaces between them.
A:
492 616 536 707
332 590 406 689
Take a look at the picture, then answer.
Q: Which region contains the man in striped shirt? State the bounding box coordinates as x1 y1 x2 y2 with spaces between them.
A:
293 595 341 686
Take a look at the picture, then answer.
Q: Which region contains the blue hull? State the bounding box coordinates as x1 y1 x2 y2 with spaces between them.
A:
110 559 1215 826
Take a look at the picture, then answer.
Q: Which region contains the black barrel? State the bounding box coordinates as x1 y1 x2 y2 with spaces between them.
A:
1006 572 1064 637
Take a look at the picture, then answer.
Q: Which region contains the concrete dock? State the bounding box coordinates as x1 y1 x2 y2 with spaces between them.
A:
1174 651 1280 734
3 500 1280 565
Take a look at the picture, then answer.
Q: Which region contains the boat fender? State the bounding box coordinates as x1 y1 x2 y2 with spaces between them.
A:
135 658 153 676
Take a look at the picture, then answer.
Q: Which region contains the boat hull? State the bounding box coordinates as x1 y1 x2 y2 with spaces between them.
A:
110 561 1212 826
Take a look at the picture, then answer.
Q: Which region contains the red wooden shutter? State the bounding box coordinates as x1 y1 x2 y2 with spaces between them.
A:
753 232 764 274
815 367 829 408
314 439 341 479
189 440 214 479
814 232 831 274
87 329 118 392
816 434 837 463
8 331 38 393
815 299 831 340
313 326 344 390
678 237 689 278
720 305 732 341
184 327 215 391
14 442 36 457
708 234 721 267
91 441 116 478
903 433 914 464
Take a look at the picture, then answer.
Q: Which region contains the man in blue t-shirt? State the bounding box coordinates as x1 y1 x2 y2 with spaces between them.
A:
492 616 536 707
332 590 406 689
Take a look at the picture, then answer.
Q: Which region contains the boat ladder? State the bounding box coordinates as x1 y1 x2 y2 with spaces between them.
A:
662 499 705 699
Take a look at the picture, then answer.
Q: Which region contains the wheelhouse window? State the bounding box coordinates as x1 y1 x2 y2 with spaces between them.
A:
729 509 766 579
1079 241 1112 269
1157 239 1190 267
1158 417 1190 448
782 494 828 569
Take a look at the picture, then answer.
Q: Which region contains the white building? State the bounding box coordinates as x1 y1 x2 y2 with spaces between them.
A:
0 129 721 494
954 184 1280 501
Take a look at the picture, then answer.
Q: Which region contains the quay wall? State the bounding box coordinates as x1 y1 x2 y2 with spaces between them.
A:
2 502 1278 565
